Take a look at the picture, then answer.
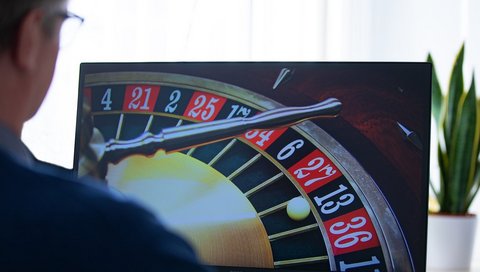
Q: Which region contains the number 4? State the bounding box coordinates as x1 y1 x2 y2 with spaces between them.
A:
101 88 112 110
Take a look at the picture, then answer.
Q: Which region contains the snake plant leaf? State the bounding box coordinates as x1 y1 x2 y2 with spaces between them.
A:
429 180 440 204
466 78 479 181
437 143 447 210
448 75 477 214
444 44 464 152
465 77 480 209
429 46 479 214
428 54 444 125
467 159 480 209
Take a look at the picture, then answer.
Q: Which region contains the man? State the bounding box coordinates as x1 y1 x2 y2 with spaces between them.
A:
0 0 209 270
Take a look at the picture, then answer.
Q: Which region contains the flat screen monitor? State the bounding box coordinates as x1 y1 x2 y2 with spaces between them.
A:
73 62 431 271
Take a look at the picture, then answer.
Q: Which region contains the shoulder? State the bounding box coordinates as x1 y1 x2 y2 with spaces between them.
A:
0 154 210 271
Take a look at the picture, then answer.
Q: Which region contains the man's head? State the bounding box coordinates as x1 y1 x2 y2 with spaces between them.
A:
0 0 67 136
0 0 66 52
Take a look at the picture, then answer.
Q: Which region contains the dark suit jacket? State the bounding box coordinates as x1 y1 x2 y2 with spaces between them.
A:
0 150 209 271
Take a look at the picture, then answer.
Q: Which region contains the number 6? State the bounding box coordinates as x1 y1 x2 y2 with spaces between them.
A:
277 139 304 160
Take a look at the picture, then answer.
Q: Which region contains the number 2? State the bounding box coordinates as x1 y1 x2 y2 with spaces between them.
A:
165 90 181 113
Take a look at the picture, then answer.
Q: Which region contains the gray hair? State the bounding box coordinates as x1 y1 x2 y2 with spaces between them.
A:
0 0 65 51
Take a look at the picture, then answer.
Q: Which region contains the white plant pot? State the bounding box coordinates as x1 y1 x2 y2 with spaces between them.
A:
427 213 477 269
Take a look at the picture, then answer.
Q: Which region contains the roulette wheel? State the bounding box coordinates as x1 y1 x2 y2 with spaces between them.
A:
74 62 431 271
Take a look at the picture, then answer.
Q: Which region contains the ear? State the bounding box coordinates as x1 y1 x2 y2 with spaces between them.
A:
13 9 45 71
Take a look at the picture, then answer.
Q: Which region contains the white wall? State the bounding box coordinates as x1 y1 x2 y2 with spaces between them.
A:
324 0 479 85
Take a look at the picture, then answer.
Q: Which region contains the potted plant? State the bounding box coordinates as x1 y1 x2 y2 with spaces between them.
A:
427 44 479 269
